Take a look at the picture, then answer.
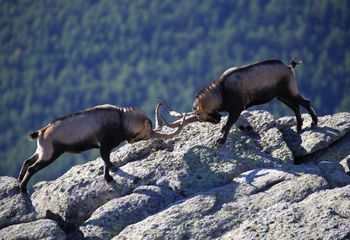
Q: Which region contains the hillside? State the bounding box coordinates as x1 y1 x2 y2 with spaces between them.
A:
0 111 349 239
1 0 350 187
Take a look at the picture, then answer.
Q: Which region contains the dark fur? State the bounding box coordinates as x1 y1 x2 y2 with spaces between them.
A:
193 59 318 145
51 105 136 123
18 106 148 193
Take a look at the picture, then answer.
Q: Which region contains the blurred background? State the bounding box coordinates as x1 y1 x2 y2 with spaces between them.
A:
1 0 349 189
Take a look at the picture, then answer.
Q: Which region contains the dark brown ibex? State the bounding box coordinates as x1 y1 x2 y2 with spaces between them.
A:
162 59 318 145
18 104 185 193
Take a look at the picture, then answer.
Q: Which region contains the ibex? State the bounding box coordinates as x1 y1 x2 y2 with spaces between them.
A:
18 103 185 193
161 59 318 145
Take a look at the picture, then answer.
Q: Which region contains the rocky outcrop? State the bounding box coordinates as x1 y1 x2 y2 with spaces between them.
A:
116 165 350 240
0 111 349 239
0 176 65 240
80 185 180 239
0 176 36 229
229 184 350 240
0 219 66 240
31 111 292 229
276 112 350 157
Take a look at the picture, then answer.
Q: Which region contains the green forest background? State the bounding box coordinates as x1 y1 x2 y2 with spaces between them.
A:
1 0 349 190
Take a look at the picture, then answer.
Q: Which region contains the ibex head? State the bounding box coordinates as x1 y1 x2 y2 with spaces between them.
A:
126 103 187 144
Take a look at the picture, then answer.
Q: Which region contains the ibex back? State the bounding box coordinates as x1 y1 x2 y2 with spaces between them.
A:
161 59 318 145
19 104 185 193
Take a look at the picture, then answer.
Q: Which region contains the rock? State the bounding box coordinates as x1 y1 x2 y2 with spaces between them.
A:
0 176 36 229
238 110 276 133
114 165 336 239
340 155 350 173
0 219 66 240
316 161 350 187
238 111 294 162
228 185 350 240
79 185 180 239
3 111 348 239
31 111 290 227
114 194 218 240
259 128 294 162
277 112 350 157
31 162 138 228
296 131 350 165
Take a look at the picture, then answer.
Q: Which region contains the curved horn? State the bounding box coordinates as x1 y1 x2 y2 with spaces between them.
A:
154 98 177 129
154 102 166 130
162 111 199 128
157 97 184 119
151 113 187 139
155 97 199 129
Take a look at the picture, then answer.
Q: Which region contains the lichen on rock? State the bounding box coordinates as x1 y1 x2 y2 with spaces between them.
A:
1 111 349 239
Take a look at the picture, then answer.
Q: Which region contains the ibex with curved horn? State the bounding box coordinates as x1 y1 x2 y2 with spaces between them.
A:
18 103 186 193
161 59 318 145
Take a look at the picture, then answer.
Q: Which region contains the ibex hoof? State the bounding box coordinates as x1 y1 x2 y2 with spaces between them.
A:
19 186 28 195
215 137 226 146
104 174 114 183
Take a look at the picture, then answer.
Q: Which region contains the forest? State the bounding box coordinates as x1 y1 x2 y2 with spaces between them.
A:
1 0 349 188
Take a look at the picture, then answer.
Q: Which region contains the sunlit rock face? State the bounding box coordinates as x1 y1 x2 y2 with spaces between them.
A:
1 111 349 239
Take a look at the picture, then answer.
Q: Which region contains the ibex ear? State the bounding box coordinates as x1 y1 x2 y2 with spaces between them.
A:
144 119 151 130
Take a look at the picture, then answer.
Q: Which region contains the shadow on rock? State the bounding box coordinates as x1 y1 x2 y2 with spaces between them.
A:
311 125 341 136
296 132 350 165
278 126 303 159
114 168 140 184
179 143 262 197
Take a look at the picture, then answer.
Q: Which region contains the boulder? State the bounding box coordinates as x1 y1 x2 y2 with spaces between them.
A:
31 111 290 227
31 161 138 228
2 110 347 239
226 185 350 240
79 185 180 239
0 176 36 229
238 110 294 162
297 131 350 165
0 219 65 240
115 164 350 239
277 112 350 157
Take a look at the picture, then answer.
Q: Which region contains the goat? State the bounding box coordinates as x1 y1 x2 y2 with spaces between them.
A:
18 104 185 193
161 59 318 145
